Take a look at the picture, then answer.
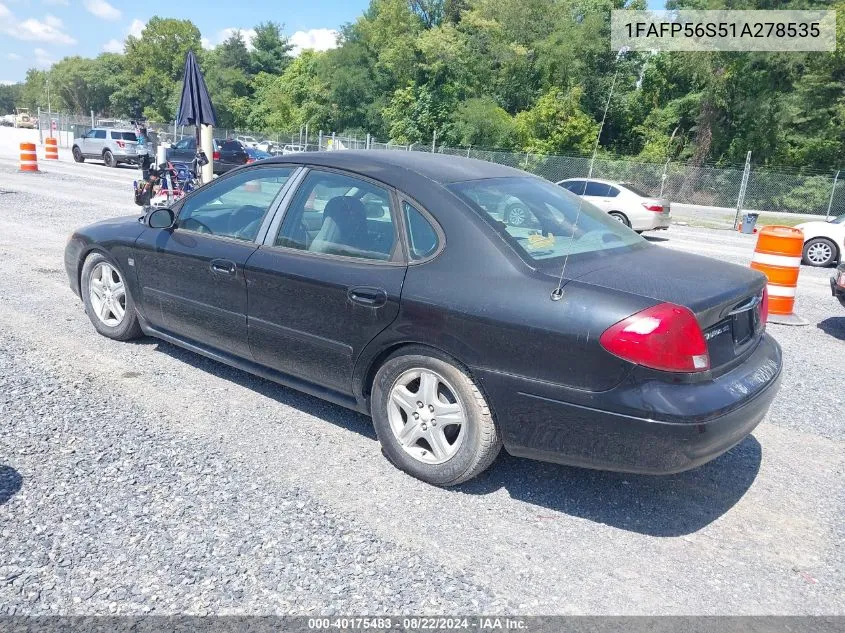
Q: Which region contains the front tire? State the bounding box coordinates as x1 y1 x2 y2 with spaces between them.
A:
371 348 501 486
103 149 116 168
803 238 837 267
72 146 84 163
80 252 142 341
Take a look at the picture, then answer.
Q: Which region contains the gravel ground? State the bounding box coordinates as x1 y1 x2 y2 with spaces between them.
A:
0 152 843 616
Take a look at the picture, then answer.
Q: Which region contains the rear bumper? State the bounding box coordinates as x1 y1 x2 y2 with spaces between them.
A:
475 333 782 474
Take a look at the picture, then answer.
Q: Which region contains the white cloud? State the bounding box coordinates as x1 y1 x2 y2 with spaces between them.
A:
127 18 144 39
0 4 76 44
102 38 122 53
289 28 338 56
101 18 145 55
201 37 213 50
43 0 70 5
34 47 55 69
0 80 16 86
6 52 22 60
83 0 120 21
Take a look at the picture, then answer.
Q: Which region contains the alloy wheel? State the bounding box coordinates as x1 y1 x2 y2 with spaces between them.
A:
507 206 527 226
806 241 833 266
387 369 466 465
88 262 126 327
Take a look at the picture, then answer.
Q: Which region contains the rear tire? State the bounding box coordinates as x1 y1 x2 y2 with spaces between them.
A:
72 146 84 163
371 347 502 486
609 211 631 227
103 149 116 168
802 238 837 267
80 252 142 341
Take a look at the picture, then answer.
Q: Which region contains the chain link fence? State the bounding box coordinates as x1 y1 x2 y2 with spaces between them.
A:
32 109 844 227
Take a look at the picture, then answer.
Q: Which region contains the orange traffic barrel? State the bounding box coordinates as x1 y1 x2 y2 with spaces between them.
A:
19 142 39 172
750 226 808 326
45 137 58 160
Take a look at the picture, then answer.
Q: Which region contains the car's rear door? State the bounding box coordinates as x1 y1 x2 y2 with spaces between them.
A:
244 168 407 394
583 181 613 211
133 166 297 358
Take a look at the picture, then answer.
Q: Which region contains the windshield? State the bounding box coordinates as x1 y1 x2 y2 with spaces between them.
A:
450 177 645 264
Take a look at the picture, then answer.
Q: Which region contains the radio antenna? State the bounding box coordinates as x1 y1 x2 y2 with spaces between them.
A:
551 50 627 301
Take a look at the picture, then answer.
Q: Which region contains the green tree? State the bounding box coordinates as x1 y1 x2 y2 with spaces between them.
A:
447 97 519 148
250 21 293 75
0 83 22 114
515 87 599 155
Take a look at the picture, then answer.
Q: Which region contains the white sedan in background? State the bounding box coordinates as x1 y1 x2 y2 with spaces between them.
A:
556 178 672 233
796 214 845 267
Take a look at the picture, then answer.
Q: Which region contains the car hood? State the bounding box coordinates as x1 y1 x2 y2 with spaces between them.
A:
555 244 765 329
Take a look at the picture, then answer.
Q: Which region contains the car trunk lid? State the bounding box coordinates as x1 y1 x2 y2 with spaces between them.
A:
550 244 766 371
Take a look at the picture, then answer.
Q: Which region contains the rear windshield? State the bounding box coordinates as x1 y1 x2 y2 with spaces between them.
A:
222 140 244 151
111 131 137 141
450 177 645 263
619 182 651 197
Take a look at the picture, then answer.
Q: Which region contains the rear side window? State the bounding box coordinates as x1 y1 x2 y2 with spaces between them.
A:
111 131 137 141
584 181 610 196
403 202 439 261
276 171 397 261
93 130 106 139
606 186 620 198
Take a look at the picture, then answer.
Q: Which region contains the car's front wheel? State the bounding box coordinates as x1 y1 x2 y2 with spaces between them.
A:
803 238 837 267
72 146 84 163
80 252 142 341
103 149 116 168
371 348 502 486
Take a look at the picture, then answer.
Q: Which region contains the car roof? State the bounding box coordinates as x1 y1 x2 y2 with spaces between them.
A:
264 150 529 186
559 177 619 186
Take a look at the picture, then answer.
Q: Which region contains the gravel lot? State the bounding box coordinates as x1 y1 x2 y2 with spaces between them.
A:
0 148 843 616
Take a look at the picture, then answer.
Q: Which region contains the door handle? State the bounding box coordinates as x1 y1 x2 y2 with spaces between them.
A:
210 259 236 275
347 286 388 308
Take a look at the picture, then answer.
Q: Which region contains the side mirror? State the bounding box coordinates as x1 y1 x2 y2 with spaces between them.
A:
144 207 175 229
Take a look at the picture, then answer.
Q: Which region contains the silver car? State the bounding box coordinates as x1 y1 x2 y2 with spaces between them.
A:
72 128 139 168
557 178 672 233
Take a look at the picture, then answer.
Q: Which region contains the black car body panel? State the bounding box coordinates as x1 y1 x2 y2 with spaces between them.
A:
66 151 783 475
165 138 249 175
832 262 845 308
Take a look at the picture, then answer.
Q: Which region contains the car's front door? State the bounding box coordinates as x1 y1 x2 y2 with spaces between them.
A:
83 129 106 157
245 168 407 393
169 137 196 162
134 166 297 358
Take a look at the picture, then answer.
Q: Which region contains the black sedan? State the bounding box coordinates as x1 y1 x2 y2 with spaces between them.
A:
832 262 845 308
65 152 782 486
166 137 249 175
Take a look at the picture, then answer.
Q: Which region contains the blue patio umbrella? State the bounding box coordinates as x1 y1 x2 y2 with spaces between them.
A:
176 50 217 137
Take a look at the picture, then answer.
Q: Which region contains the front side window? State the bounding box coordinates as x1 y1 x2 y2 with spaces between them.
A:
93 130 107 139
276 171 397 261
403 202 439 261
451 177 645 264
177 167 294 241
561 180 586 194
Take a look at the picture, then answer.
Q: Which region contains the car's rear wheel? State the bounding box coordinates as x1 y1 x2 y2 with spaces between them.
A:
609 211 631 227
103 149 116 168
371 348 501 486
72 146 84 163
803 238 837 267
80 252 142 341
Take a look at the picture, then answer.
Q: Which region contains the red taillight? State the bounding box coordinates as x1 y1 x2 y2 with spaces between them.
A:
760 287 769 327
115 140 125 148
246 158 255 163
600 302 710 373
213 151 220 160
642 202 664 212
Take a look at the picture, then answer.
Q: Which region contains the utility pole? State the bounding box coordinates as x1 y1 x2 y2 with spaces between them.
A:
827 170 840 220
733 151 752 229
